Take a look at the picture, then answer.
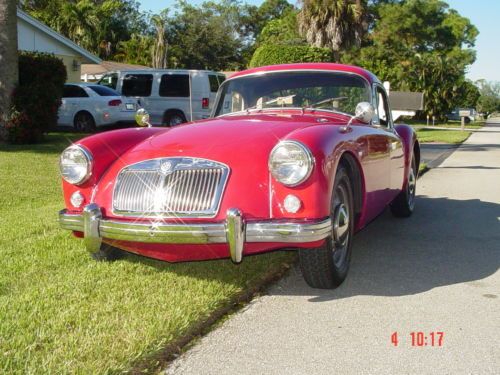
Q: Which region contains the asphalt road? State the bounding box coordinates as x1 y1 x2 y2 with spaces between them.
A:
166 121 500 375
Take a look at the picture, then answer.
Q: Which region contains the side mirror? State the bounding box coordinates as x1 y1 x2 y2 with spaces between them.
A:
354 102 375 124
135 108 151 127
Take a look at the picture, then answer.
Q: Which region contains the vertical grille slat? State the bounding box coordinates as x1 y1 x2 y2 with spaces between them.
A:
113 158 229 217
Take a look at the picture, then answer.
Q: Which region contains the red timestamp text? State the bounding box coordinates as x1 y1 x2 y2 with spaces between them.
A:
391 331 444 347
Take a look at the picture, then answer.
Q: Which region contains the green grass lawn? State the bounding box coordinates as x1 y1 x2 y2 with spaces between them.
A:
415 128 471 144
402 119 485 129
0 133 294 374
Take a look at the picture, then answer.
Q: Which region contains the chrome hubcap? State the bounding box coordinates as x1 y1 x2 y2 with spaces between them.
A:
408 167 416 208
333 203 349 243
332 184 350 268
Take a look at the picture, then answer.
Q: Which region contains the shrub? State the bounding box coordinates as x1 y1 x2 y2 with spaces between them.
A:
4 52 66 144
249 45 333 68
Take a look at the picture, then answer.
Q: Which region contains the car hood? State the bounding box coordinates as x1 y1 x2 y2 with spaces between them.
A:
94 112 350 220
129 112 349 159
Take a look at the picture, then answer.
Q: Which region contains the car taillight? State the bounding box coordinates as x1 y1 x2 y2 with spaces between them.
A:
108 99 122 107
202 97 209 109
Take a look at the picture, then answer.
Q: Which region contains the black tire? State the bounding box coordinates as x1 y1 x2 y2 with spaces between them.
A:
74 112 96 132
91 243 126 261
390 154 417 217
163 111 187 127
464 117 471 124
299 166 355 289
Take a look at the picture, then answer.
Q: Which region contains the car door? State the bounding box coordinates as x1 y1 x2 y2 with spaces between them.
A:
374 84 405 200
60 85 89 126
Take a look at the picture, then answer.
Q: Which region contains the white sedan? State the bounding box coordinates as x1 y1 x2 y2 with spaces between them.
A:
58 83 138 132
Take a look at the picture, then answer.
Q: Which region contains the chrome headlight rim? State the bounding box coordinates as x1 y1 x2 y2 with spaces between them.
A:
268 140 314 187
59 145 93 185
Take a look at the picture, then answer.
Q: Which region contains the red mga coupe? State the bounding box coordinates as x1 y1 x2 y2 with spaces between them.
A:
59 63 419 289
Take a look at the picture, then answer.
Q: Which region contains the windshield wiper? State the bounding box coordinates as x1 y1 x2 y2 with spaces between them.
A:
308 96 348 108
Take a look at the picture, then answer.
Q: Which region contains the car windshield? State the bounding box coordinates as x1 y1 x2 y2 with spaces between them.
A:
213 71 370 117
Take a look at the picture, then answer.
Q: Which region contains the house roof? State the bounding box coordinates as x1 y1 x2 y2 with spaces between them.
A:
81 61 151 76
17 8 101 64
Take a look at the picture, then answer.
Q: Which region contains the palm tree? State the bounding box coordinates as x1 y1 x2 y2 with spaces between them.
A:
298 0 366 61
151 12 169 69
0 0 18 126
55 0 99 54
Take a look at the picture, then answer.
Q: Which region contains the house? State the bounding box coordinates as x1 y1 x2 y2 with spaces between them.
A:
17 9 101 82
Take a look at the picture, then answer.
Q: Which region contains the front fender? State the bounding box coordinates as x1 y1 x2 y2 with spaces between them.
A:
270 124 363 220
394 123 419 181
62 127 165 211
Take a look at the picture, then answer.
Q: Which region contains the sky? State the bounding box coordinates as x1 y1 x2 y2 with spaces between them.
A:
139 0 500 82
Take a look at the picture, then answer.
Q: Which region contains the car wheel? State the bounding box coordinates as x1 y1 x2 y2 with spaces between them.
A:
299 166 354 289
163 112 187 127
91 243 126 261
464 117 471 124
74 112 96 133
390 154 417 217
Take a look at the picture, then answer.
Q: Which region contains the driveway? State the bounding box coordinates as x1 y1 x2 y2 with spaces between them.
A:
165 121 500 375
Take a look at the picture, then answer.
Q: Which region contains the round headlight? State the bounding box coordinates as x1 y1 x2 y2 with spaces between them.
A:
269 141 314 186
60 145 92 185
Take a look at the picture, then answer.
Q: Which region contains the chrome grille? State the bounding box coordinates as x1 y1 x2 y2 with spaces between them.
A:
113 158 229 217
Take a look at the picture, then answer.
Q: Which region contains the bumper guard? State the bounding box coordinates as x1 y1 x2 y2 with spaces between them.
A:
59 204 332 263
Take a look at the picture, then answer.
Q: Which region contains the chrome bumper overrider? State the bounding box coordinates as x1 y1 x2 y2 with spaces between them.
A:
59 203 332 263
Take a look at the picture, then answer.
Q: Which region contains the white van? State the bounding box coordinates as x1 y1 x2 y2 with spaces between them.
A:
97 70 226 126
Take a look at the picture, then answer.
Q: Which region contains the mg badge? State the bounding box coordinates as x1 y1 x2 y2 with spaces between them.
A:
160 160 173 175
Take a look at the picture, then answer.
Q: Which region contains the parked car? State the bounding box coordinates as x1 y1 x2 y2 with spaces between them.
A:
446 108 477 123
97 69 226 126
58 83 138 132
58 63 419 289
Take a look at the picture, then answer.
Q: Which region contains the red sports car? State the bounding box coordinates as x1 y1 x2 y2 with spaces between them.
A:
59 63 419 289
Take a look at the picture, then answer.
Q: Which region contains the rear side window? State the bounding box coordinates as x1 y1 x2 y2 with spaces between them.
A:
208 75 220 92
122 74 153 97
63 85 88 98
159 74 190 97
88 85 119 96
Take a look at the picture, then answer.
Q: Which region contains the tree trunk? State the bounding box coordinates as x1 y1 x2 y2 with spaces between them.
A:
0 0 18 123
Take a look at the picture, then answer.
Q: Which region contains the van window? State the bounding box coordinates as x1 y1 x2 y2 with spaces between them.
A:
97 73 118 89
159 74 190 97
122 74 153 97
209 75 220 92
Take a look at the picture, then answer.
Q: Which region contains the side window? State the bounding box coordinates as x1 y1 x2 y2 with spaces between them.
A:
97 73 118 89
62 85 74 98
376 87 390 127
217 75 226 85
122 74 153 97
159 74 190 97
63 85 88 98
208 75 220 92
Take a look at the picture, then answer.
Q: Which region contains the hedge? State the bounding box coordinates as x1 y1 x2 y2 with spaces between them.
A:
4 52 66 144
249 45 333 68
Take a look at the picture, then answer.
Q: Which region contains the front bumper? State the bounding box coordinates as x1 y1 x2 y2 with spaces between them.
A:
59 204 332 263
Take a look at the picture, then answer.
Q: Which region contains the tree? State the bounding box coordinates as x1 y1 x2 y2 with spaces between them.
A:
256 9 304 46
476 80 500 117
167 0 244 70
297 0 366 61
151 11 169 69
343 0 478 118
23 0 147 59
0 0 18 129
